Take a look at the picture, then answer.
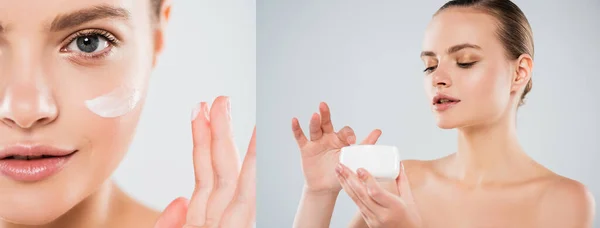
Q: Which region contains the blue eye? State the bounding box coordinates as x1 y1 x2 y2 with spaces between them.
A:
63 29 118 55
67 35 108 53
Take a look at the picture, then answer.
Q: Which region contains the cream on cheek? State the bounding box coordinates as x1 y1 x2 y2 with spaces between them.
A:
81 46 147 118
84 85 142 118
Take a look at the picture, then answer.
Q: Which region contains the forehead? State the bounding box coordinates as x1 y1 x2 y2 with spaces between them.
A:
422 8 501 53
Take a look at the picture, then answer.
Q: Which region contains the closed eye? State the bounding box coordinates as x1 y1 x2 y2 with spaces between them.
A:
457 62 477 68
424 66 437 73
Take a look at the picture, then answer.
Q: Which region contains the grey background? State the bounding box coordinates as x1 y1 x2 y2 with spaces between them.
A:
257 0 600 227
112 0 256 211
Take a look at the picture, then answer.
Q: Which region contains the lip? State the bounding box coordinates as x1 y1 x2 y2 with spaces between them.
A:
432 93 461 112
0 144 77 182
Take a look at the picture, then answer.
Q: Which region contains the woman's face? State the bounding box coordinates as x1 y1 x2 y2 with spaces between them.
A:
0 0 159 224
421 8 517 129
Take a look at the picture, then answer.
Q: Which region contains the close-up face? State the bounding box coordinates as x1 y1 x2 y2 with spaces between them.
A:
421 8 518 129
0 0 160 224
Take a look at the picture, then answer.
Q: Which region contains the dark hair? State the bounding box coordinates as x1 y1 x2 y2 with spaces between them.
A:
437 0 534 106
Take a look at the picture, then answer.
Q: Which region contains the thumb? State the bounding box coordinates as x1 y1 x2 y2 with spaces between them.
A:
154 197 190 228
396 162 415 204
359 129 382 145
357 168 397 207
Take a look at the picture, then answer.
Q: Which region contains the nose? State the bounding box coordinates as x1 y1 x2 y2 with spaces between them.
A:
0 83 58 129
0 39 59 129
431 68 452 88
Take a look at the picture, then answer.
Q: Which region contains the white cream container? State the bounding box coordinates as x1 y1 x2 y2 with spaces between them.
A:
339 145 401 180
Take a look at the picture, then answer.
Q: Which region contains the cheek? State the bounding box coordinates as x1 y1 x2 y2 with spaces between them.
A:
52 53 151 177
57 80 147 180
82 104 144 171
54 44 151 116
84 86 142 118
460 64 511 110
41 32 153 186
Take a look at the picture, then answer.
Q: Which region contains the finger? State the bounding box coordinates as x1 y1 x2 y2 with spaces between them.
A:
309 113 323 141
359 129 382 145
336 126 356 145
291 118 308 147
220 127 256 228
397 162 415 205
319 102 334 133
204 96 242 226
378 179 400 196
342 165 380 211
187 102 214 224
358 168 397 208
154 197 189 228
335 164 377 218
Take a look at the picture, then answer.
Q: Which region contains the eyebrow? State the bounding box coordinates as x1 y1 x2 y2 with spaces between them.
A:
49 5 130 32
420 43 482 57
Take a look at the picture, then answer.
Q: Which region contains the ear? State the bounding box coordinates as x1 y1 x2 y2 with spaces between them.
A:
152 0 173 67
511 54 533 94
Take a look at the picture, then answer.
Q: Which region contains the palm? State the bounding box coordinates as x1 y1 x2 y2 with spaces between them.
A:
298 133 344 191
292 102 381 194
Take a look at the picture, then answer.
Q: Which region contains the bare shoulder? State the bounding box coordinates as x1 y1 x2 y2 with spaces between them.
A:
401 154 452 175
537 175 596 227
400 159 436 188
401 159 429 173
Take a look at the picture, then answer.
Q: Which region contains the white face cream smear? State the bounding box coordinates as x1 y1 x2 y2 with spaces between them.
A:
84 85 141 118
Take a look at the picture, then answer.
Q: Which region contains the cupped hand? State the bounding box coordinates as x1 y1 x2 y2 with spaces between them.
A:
336 163 422 228
154 96 256 228
292 102 382 195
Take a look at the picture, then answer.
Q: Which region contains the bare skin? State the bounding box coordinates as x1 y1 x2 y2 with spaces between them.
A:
292 7 595 228
0 0 255 227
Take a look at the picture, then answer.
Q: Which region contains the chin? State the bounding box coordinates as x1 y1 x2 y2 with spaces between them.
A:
434 115 461 129
0 200 72 225
436 121 457 129
0 175 87 226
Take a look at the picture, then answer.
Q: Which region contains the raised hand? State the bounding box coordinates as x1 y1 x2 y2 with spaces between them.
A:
154 96 256 228
291 102 382 195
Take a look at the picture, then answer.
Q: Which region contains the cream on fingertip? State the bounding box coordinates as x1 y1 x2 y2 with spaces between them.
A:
191 103 202 121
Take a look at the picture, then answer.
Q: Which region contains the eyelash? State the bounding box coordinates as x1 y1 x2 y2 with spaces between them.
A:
423 61 477 74
60 29 120 60
423 66 437 73
457 61 476 68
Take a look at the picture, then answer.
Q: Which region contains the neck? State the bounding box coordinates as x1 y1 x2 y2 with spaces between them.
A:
1 180 123 228
450 112 533 186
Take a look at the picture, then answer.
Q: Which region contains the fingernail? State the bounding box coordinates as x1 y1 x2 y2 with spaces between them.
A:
336 164 343 175
357 168 365 179
202 102 209 120
226 97 231 119
347 136 355 144
191 103 202 121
